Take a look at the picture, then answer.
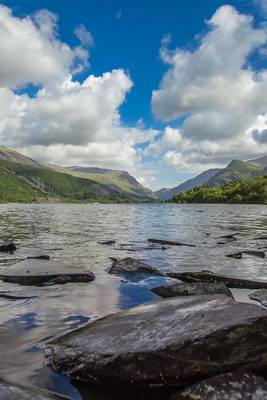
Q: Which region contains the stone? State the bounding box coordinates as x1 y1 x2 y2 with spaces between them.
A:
172 371 267 399
249 289 267 307
167 270 267 289
0 379 69 399
147 239 195 247
151 281 233 299
107 257 164 277
46 295 267 387
0 259 95 286
98 240 116 245
243 250 265 258
0 240 16 252
226 252 242 259
216 233 238 240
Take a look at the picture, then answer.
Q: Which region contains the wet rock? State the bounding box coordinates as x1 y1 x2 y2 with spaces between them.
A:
168 270 267 289
216 233 238 240
0 240 16 252
107 257 164 277
151 281 233 299
46 295 267 387
26 255 50 260
0 259 95 286
147 239 195 247
98 240 116 246
0 292 37 300
0 379 69 399
226 252 242 259
172 371 267 400
249 289 267 307
243 250 265 258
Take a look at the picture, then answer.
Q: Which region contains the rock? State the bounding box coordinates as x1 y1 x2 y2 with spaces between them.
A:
0 292 38 300
98 240 116 246
249 289 267 307
147 239 195 247
216 233 238 240
226 252 242 259
26 255 50 260
0 379 69 399
0 240 16 252
46 295 267 387
243 250 265 258
107 257 164 277
172 371 267 399
151 281 233 299
167 270 267 289
0 259 95 286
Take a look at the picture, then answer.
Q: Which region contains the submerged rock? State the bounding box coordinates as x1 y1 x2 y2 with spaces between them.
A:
249 289 267 307
147 239 195 247
46 295 267 387
0 292 38 300
0 259 95 286
172 371 267 400
168 270 267 289
0 379 69 399
98 240 116 246
216 233 238 240
151 281 233 299
226 252 242 259
107 257 164 277
0 240 16 252
243 250 265 258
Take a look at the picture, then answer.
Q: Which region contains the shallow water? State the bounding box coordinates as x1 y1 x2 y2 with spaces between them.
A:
0 203 267 398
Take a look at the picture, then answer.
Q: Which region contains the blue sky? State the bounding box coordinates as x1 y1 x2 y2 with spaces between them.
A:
0 0 267 189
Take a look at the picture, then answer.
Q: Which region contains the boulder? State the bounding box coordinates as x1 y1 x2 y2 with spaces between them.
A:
172 371 267 399
46 295 267 387
147 239 195 247
0 259 95 286
167 270 267 289
151 281 233 299
0 379 69 399
107 257 164 277
249 289 267 307
0 240 16 252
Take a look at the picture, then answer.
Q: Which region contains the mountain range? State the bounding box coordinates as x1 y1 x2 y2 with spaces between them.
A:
154 157 267 200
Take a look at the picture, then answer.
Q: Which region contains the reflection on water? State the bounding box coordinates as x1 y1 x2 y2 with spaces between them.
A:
0 203 267 398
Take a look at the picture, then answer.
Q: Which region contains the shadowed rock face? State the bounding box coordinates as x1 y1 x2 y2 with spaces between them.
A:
0 259 95 286
107 257 164 277
151 282 233 299
172 371 267 399
0 379 69 399
46 295 267 387
168 270 267 289
0 240 16 252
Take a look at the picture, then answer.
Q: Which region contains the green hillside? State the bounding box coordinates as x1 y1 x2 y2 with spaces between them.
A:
171 175 267 204
0 158 135 203
207 160 264 186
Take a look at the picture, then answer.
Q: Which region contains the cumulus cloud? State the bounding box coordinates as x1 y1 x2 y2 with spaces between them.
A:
151 5 267 171
0 4 158 179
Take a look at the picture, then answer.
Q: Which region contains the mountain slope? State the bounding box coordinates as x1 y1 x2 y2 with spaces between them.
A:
42 164 155 200
0 146 37 166
248 156 267 168
155 168 221 200
207 160 264 186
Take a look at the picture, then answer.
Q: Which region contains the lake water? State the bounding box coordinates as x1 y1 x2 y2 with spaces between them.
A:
0 203 267 398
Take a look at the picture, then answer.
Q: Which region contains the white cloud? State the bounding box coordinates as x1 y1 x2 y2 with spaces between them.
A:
151 5 267 172
74 24 94 47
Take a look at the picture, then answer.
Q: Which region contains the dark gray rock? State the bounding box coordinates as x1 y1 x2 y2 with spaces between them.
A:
147 239 195 247
0 292 38 300
26 255 50 260
98 240 116 245
151 282 233 299
226 252 242 259
172 371 267 399
249 289 267 307
168 270 267 289
243 250 265 258
216 233 238 240
0 259 95 286
0 379 69 399
46 295 267 387
107 257 164 277
0 240 16 252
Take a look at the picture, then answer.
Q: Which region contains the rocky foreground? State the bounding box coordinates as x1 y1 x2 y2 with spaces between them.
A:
2 239 267 398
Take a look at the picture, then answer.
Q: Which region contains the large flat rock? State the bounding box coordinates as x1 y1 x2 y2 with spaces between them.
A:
0 379 69 399
107 257 164 277
151 282 233 299
0 259 95 286
46 295 267 387
172 371 267 399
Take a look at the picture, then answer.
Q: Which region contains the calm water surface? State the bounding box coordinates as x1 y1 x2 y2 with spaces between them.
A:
0 203 267 398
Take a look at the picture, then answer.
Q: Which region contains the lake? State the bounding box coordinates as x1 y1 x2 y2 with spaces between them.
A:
0 203 267 398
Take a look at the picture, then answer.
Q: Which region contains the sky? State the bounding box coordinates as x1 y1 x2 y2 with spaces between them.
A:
0 0 267 190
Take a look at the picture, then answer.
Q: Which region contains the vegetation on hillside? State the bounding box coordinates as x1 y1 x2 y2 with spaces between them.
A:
170 176 267 204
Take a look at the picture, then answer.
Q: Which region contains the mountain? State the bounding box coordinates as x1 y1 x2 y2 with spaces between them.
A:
248 155 267 168
43 164 155 201
0 147 152 203
171 175 267 204
154 168 221 200
207 160 265 186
